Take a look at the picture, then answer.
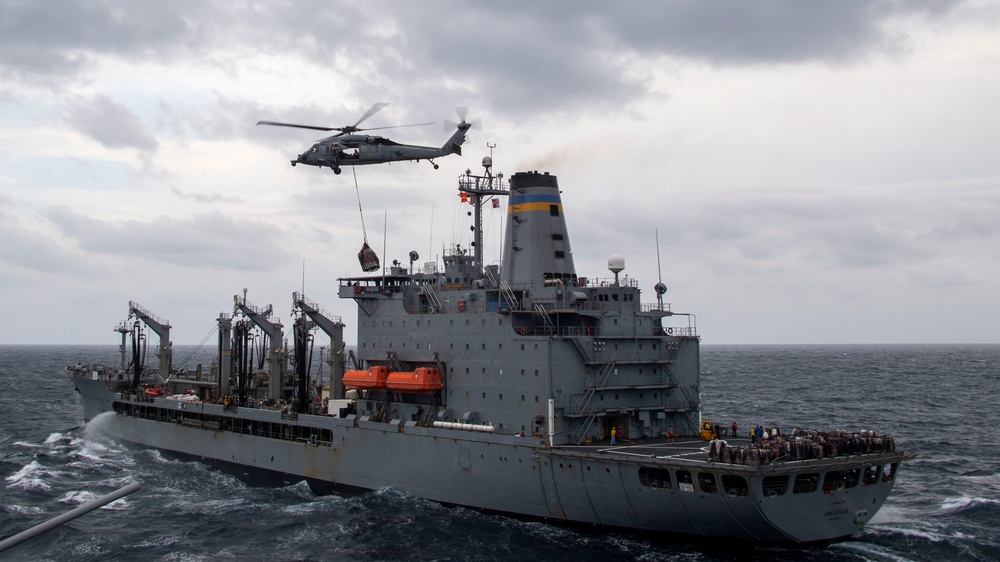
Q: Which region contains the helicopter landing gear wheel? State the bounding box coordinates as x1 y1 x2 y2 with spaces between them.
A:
291 162 297 167
433 163 439 169
334 167 342 175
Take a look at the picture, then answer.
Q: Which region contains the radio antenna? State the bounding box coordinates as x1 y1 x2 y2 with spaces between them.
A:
654 229 668 310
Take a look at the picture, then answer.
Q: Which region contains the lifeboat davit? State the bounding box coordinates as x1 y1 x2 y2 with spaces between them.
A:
386 367 442 394
342 366 390 390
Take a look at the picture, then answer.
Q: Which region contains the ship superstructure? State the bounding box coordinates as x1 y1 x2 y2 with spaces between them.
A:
68 158 913 544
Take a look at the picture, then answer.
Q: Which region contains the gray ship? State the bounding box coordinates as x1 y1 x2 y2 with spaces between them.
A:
68 160 914 544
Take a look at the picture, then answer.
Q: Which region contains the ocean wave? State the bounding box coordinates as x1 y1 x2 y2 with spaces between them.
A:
837 533 929 561
3 504 45 515
870 504 918 524
4 459 66 491
868 524 949 543
53 488 133 511
44 432 67 445
933 495 1000 516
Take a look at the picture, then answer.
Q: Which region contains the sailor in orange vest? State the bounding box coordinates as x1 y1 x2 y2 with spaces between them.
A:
610 426 617 445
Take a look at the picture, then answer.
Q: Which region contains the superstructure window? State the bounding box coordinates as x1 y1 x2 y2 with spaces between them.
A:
676 470 694 492
698 472 718 494
639 467 672 489
883 463 898 482
555 251 565 258
722 475 749 496
793 473 820 494
863 465 881 485
549 205 559 216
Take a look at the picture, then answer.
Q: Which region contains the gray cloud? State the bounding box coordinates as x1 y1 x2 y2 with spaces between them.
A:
42 206 287 270
0 0 197 84
66 94 159 151
2 1 962 117
170 187 243 204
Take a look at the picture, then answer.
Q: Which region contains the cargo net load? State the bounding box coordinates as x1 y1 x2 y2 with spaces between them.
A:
708 429 896 466
358 242 380 272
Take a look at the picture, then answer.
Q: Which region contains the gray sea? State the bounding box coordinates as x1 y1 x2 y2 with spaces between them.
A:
1 344 998 561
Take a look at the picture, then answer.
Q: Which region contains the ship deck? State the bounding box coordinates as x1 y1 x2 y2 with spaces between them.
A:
560 435 720 461
556 435 910 471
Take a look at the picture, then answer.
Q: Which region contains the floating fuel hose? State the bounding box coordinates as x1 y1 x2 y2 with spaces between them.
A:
129 320 146 392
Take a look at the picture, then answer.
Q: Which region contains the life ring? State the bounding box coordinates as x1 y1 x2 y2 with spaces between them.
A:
518 327 527 335
354 285 362 294
667 328 673 335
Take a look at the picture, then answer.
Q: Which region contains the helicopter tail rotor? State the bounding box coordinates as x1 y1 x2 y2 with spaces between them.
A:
445 107 482 132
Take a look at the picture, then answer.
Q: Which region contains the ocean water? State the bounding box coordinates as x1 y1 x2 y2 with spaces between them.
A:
1 343 998 561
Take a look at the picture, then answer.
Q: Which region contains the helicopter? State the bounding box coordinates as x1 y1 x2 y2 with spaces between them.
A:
257 104 480 174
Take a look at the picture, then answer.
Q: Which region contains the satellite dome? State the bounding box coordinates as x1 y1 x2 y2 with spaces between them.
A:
482 156 493 169
607 254 625 274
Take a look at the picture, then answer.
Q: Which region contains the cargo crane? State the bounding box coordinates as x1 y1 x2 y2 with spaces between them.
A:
128 301 172 382
233 290 284 400
292 292 346 401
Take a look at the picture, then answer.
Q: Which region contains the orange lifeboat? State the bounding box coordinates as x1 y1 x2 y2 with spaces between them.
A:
342 366 390 390
386 368 442 394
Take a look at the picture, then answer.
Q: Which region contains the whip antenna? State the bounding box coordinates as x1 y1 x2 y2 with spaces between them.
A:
654 229 668 310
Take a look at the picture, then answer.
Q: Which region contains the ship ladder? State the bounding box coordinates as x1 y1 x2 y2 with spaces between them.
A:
571 354 617 445
570 337 592 363
533 304 555 335
420 285 444 313
498 279 520 311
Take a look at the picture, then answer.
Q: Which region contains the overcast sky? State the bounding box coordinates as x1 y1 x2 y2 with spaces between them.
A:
2 0 998 347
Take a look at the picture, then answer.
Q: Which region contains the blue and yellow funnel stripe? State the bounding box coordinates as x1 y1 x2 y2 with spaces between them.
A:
508 194 562 214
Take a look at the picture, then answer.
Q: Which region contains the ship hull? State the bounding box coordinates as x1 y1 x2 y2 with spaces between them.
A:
72 376 908 544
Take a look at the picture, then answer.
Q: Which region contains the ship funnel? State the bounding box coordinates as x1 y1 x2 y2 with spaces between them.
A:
501 171 576 285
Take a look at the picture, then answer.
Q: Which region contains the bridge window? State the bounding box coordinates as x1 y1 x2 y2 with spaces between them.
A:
793 473 820 494
639 467 672 489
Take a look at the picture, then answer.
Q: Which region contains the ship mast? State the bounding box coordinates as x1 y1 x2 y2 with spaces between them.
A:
457 154 508 278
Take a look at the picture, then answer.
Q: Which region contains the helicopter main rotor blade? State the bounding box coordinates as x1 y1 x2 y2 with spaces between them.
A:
256 121 338 132
352 103 390 129
358 122 436 133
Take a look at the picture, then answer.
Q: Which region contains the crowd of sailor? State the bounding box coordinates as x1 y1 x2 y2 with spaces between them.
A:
708 429 896 465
